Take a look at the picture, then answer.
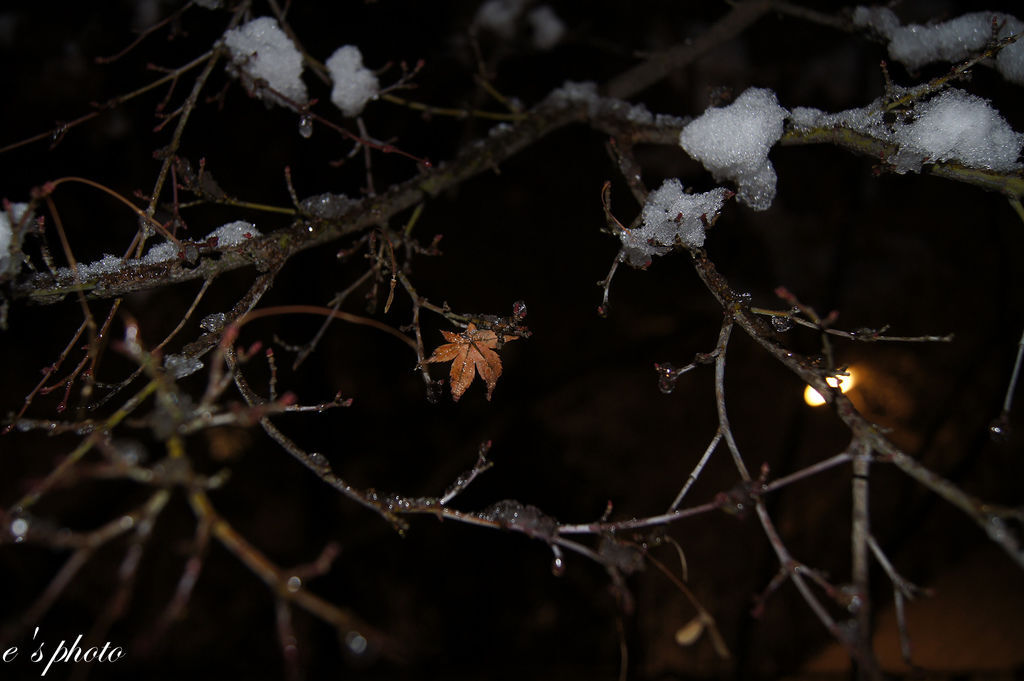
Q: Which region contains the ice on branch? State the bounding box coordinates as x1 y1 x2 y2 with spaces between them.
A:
853 7 1024 85
325 46 379 118
164 354 204 379
621 180 729 267
790 103 889 140
300 192 356 219
0 202 29 275
678 88 788 211
207 220 261 247
223 17 309 109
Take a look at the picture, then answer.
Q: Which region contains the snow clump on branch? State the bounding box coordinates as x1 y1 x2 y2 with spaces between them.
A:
791 88 1023 173
223 17 309 109
473 0 565 50
325 46 379 117
892 89 1023 172
207 220 261 247
620 180 729 267
853 7 1024 85
527 6 565 50
678 88 788 211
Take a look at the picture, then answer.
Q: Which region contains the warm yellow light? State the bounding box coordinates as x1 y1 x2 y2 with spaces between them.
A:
804 371 856 407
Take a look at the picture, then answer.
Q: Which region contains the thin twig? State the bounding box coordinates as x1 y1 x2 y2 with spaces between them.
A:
851 439 872 678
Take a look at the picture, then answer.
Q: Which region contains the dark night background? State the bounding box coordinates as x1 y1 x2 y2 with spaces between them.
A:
1 1 1023 679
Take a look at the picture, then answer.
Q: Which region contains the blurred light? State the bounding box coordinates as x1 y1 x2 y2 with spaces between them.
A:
804 371 856 407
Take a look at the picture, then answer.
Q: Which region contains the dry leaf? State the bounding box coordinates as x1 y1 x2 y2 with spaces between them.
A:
423 323 514 401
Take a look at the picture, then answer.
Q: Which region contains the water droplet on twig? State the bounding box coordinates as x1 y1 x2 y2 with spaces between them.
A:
344 631 368 656
655 362 679 394
9 516 29 543
308 452 332 473
989 413 1011 442
200 312 227 333
480 500 557 539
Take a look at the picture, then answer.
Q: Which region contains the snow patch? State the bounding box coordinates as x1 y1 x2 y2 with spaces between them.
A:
52 254 126 281
0 218 10 271
36 221 261 289
549 80 600 106
207 220 260 247
853 7 1024 85
82 254 123 276
223 17 308 109
0 202 29 274
548 81 656 124
325 45 379 117
678 88 788 211
143 240 179 264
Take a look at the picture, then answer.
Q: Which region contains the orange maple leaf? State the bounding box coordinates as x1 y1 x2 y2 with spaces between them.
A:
423 323 515 402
